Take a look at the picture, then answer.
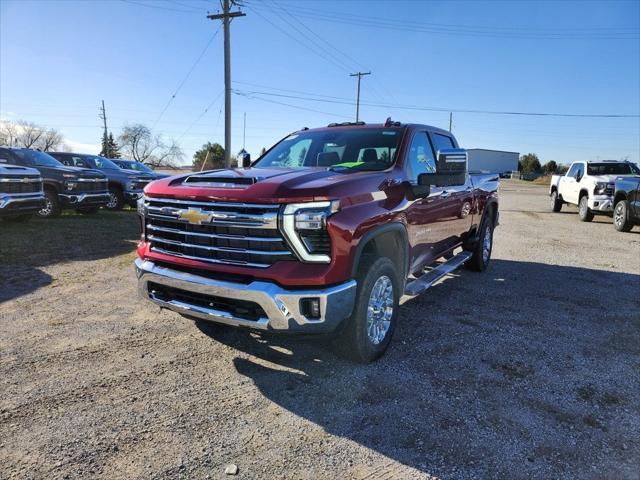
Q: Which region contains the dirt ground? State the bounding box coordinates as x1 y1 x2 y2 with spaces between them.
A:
1 180 639 480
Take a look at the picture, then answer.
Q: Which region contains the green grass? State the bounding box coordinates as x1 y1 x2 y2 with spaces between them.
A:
0 210 140 267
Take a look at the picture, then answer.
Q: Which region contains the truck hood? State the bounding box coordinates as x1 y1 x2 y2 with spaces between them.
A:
144 167 391 204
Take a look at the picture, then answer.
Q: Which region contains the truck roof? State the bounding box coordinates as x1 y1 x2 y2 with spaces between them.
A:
298 121 453 137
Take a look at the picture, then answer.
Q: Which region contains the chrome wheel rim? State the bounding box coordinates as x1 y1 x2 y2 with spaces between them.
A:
366 275 394 345
106 192 118 209
482 225 492 263
551 192 556 208
614 203 624 226
579 198 587 217
38 197 53 217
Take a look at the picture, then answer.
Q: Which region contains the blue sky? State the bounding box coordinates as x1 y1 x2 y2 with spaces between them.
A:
1 0 639 166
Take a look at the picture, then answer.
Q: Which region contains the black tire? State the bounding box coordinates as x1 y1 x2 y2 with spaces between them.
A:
550 190 562 212
37 189 61 218
105 187 124 211
578 195 594 222
465 211 495 272
337 254 400 363
2 214 32 223
75 207 100 215
613 200 633 232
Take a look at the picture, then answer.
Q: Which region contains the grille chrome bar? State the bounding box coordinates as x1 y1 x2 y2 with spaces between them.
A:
0 177 42 183
148 235 291 256
146 223 283 242
150 246 271 268
145 196 280 210
146 205 277 227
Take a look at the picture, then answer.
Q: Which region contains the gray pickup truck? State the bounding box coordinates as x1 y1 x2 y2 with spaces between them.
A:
0 164 45 222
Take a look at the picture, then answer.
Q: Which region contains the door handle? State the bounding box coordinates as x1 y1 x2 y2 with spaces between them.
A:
440 190 451 199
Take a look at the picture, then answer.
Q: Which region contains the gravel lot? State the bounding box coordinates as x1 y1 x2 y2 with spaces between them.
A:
1 180 639 480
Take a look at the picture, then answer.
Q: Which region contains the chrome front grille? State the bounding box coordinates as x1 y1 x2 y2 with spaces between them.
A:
143 197 295 268
77 178 108 193
0 176 42 194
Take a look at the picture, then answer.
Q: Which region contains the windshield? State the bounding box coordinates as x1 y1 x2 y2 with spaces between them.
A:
253 127 404 171
14 149 63 167
84 156 120 170
118 160 154 173
587 162 640 175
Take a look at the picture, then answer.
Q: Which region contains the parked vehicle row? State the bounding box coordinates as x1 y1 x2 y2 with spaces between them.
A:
0 147 166 220
135 119 499 362
549 159 640 232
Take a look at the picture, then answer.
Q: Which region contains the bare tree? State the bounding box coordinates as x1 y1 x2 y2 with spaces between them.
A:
119 123 184 168
0 120 66 151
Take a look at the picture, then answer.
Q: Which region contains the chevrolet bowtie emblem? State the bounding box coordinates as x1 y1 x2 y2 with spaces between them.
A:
22 177 31 183
177 207 212 225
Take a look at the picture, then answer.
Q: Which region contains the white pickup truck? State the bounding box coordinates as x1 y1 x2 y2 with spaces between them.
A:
549 160 640 221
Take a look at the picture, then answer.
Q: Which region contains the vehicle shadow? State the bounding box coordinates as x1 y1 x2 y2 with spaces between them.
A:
195 259 640 479
0 211 139 302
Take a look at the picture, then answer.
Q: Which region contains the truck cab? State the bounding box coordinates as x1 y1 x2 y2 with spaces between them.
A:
135 121 499 362
550 160 640 221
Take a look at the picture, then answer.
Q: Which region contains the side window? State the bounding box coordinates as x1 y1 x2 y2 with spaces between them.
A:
566 163 579 177
71 156 89 168
0 150 15 164
430 133 455 153
406 132 436 182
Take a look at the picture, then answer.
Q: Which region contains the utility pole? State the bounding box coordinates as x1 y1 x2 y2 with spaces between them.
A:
207 1 245 168
349 71 370 122
242 112 246 150
448 112 453 132
99 100 108 140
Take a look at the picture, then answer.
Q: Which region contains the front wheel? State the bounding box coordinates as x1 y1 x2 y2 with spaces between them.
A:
105 188 124 211
37 189 61 218
550 190 562 212
578 196 594 222
613 200 633 232
337 255 400 363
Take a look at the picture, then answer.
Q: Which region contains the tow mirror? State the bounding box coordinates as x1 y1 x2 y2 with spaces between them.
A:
418 148 467 187
241 152 251 168
574 171 582 182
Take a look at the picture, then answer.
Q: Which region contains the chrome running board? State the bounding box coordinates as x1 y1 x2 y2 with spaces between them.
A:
404 251 472 296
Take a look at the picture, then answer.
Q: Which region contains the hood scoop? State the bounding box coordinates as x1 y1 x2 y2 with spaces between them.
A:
182 173 259 188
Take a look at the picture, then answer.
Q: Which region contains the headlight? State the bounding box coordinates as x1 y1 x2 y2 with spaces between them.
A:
64 181 77 191
281 201 339 263
594 182 612 195
136 196 146 215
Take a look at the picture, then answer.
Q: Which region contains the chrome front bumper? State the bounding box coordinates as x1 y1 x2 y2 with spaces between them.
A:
135 258 357 333
0 192 46 210
589 195 614 212
59 192 110 205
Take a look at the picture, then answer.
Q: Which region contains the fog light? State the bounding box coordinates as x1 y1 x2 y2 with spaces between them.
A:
301 298 321 319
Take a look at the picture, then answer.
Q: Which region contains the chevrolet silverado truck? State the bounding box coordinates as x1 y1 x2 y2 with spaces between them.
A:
50 153 155 210
549 160 640 221
135 120 499 362
0 163 45 222
0 147 109 217
613 174 640 232
111 159 171 180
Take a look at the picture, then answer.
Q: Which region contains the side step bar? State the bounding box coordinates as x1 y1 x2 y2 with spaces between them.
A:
404 251 472 296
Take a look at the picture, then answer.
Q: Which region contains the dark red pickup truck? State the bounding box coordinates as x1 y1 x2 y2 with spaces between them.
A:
135 120 499 362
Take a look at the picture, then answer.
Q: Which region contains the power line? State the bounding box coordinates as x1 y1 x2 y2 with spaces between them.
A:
247 2 639 39
151 26 221 131
121 0 198 14
233 90 351 119
233 88 640 118
177 90 224 141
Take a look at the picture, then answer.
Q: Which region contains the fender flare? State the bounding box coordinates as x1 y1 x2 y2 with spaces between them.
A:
43 180 61 194
351 222 409 280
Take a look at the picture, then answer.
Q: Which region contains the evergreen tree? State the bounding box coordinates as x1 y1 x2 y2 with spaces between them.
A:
99 131 121 158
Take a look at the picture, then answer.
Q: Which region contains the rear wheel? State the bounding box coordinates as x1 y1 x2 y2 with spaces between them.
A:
613 200 633 232
105 187 124 211
578 196 594 222
337 255 400 363
37 189 61 218
550 190 562 212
